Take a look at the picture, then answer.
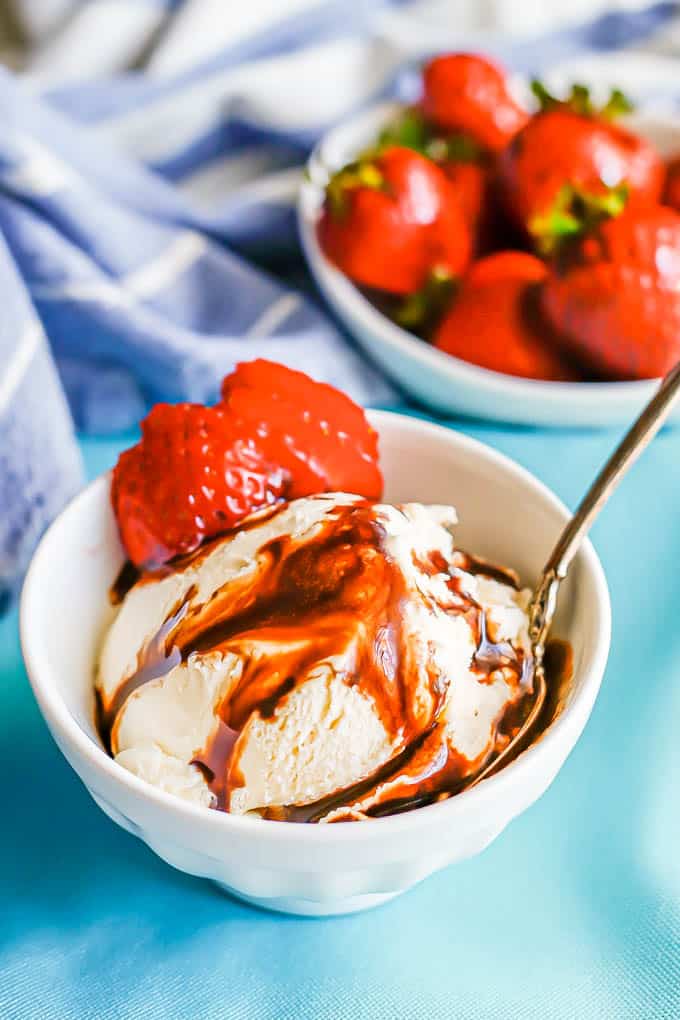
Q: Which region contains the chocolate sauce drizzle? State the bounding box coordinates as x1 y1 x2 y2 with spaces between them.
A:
99 504 570 822
96 594 193 754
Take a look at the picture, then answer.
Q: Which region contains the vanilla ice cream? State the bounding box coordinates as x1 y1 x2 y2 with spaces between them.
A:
96 494 534 821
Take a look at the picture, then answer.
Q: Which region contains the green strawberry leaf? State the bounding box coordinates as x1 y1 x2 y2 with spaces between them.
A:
377 107 431 154
392 266 456 334
530 182 629 255
443 133 484 163
531 79 634 120
371 108 484 165
326 160 385 218
600 87 634 119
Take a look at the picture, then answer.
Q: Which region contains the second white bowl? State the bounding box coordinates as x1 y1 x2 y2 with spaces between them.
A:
299 102 680 427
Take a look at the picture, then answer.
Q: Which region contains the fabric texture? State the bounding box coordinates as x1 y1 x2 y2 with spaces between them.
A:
0 231 82 599
0 0 675 595
1 0 678 433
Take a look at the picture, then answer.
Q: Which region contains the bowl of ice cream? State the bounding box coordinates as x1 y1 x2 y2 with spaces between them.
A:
21 401 610 915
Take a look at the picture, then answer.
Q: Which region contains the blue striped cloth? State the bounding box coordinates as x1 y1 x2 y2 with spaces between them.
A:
1 0 679 596
0 233 82 601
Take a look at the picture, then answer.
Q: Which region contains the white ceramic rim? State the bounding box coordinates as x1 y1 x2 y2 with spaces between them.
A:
298 100 680 412
20 411 611 845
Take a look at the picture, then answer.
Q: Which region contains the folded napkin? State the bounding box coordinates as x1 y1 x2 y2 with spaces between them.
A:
0 0 677 601
0 233 82 603
3 0 677 433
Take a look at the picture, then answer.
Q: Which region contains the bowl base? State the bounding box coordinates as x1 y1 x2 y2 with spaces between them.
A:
213 882 402 917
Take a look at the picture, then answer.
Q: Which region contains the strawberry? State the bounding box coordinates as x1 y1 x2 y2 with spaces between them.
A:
111 403 287 568
541 201 680 379
663 156 680 212
220 360 383 500
373 107 497 253
442 157 487 231
499 82 664 236
112 360 383 568
433 251 582 381
317 146 471 295
420 53 528 153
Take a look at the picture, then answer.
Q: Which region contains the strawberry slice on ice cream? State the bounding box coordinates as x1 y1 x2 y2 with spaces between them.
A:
112 361 383 568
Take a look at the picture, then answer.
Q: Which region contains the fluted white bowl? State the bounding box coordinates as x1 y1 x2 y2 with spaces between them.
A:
20 411 610 915
299 102 680 426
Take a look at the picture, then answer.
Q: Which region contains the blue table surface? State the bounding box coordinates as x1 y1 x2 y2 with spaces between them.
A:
2 413 679 1020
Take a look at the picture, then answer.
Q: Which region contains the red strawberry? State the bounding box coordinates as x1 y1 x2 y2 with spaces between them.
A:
663 156 680 211
112 361 383 568
442 158 487 231
317 146 471 295
111 403 287 568
541 202 680 379
433 251 581 381
442 156 526 255
420 53 528 153
220 360 383 500
372 107 514 255
499 82 664 236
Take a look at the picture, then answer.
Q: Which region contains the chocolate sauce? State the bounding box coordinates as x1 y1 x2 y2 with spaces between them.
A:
99 503 572 823
454 551 520 590
190 719 240 810
96 594 192 754
110 560 141 605
108 505 289 606
169 504 446 748
278 636 571 823
283 725 441 823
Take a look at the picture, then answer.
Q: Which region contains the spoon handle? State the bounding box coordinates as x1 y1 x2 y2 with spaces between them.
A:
530 360 680 650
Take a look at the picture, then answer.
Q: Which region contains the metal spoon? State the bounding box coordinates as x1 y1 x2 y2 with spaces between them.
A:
469 361 680 788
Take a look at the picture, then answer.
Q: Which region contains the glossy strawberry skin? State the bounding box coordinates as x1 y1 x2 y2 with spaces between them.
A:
220 360 383 500
499 110 664 234
112 361 383 568
111 403 287 568
318 146 471 295
663 156 680 212
541 204 680 379
421 54 528 153
434 251 582 381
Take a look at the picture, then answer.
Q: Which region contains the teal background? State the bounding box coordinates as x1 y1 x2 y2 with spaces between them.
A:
1 417 679 1019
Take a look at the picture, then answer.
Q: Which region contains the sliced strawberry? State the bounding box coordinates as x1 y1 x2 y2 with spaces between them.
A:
111 403 287 568
220 360 382 500
434 252 582 381
421 54 528 153
111 361 383 568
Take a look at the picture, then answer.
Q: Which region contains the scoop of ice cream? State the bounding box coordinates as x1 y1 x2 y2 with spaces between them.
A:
97 494 533 820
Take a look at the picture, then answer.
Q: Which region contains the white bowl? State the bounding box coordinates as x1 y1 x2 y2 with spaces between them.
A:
20 411 611 916
299 102 680 427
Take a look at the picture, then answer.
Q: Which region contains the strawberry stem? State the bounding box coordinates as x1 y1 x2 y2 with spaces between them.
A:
530 183 629 255
326 159 385 218
393 266 456 333
600 87 634 119
377 107 431 155
530 79 634 120
371 108 484 164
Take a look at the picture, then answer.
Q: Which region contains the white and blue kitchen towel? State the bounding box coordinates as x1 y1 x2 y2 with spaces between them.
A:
1 0 679 595
0 232 82 602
